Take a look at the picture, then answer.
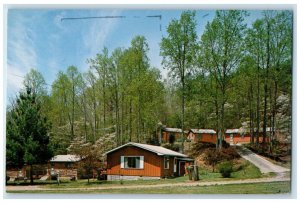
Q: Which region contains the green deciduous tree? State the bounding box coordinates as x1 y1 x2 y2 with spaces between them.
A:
200 10 248 148
160 11 198 151
23 69 47 96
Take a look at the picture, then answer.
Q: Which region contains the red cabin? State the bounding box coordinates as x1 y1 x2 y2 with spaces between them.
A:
187 129 217 144
158 127 188 144
105 142 193 180
225 128 271 144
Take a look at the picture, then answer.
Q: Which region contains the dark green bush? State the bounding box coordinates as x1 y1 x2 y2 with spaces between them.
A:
204 148 222 172
189 141 216 157
218 161 233 178
220 147 240 160
221 140 230 148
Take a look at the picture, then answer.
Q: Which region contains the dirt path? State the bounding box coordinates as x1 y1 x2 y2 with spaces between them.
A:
235 145 290 174
6 176 290 192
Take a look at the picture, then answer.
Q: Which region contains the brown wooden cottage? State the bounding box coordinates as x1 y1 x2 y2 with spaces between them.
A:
159 127 188 144
187 129 217 143
104 142 193 181
225 128 271 144
225 129 242 144
49 155 81 179
49 155 81 169
6 155 81 181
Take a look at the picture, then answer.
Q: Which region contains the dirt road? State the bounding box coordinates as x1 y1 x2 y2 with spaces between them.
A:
235 145 290 174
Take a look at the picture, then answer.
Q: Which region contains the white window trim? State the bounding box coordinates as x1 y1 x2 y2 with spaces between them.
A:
120 156 124 168
140 156 144 169
164 156 170 169
174 158 177 173
122 156 144 169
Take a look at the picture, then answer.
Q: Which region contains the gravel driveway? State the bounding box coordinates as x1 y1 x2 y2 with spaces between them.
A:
235 145 290 174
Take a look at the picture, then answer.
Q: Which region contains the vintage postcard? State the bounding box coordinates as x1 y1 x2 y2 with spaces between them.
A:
4 5 293 196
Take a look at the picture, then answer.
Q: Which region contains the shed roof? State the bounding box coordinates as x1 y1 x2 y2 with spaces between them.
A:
176 157 194 161
226 129 240 134
50 155 81 163
226 127 274 134
190 129 216 134
104 142 188 158
163 127 183 133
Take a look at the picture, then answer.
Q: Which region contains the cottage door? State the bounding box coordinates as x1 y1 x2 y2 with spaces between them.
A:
179 162 186 176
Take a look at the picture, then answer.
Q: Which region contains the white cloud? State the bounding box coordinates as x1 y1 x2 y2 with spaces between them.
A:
6 64 25 95
81 10 121 70
7 14 38 98
53 11 68 32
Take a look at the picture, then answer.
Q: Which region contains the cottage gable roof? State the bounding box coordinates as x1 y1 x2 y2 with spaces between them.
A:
104 142 188 158
226 129 240 134
226 127 273 134
163 127 183 133
50 155 81 162
190 129 216 134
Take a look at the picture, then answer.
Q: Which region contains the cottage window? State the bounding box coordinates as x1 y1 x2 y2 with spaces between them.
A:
122 156 144 169
65 163 72 168
164 156 170 169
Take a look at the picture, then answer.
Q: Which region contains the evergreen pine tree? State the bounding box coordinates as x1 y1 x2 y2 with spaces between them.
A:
6 87 53 184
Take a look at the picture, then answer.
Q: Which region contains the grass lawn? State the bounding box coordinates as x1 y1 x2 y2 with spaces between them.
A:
8 181 290 194
199 159 264 180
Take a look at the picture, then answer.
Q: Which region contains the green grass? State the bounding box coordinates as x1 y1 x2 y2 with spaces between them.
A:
198 160 263 181
231 161 262 179
8 181 291 194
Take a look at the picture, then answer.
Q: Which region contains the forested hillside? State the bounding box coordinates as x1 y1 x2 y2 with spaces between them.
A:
6 10 292 156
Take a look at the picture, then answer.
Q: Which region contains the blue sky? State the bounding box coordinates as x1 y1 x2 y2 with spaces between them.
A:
6 9 264 101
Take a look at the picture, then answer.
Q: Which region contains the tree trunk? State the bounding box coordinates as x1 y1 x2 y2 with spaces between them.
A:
181 79 185 152
263 21 271 145
138 95 141 143
115 89 120 145
250 84 254 144
120 94 124 145
30 164 33 184
263 82 268 144
273 81 278 137
214 87 220 149
82 94 88 142
71 81 75 138
103 85 106 136
129 99 132 142
249 83 254 144
220 94 225 149
256 63 260 146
